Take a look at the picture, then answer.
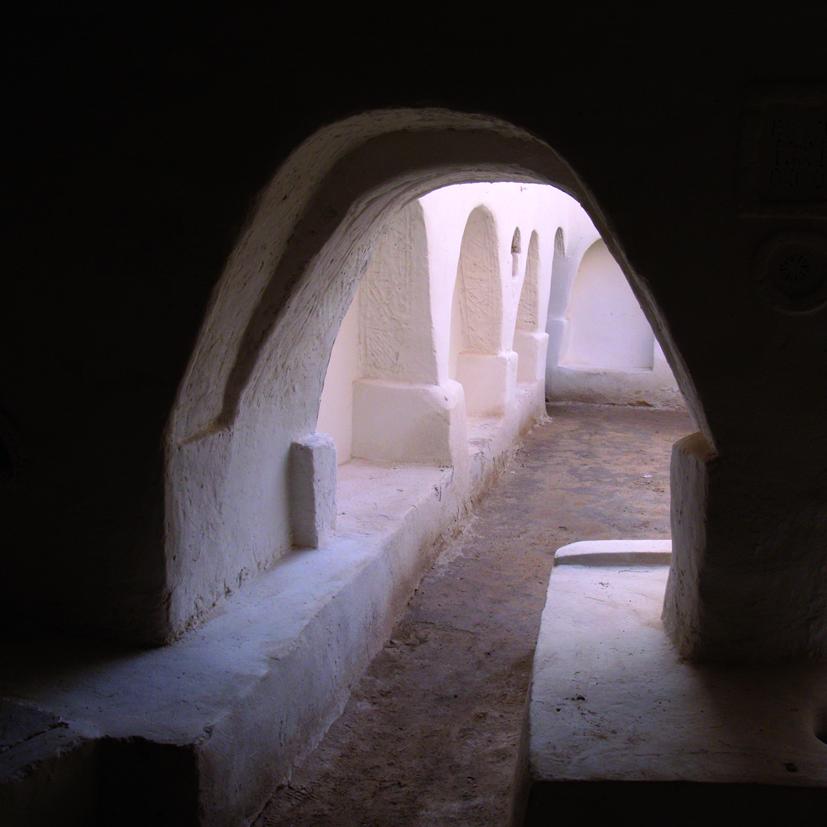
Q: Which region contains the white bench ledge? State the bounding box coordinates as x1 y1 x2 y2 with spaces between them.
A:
554 539 672 567
515 547 827 826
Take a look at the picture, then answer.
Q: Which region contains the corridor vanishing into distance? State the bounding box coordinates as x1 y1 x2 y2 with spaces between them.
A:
258 403 693 826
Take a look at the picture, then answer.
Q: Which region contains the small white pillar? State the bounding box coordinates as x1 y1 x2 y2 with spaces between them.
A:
545 318 568 369
290 433 337 548
456 351 518 417
514 330 549 383
351 379 467 466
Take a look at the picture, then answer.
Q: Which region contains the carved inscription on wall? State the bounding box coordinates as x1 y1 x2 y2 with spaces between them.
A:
739 88 827 216
762 106 827 203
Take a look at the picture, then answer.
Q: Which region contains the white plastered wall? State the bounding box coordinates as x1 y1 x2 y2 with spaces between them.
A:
563 239 655 369
316 292 360 464
546 232 684 408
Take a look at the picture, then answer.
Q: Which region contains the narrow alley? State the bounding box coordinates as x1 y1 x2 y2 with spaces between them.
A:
258 403 693 826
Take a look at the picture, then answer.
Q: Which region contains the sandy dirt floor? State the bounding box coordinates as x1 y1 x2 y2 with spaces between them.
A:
256 403 694 826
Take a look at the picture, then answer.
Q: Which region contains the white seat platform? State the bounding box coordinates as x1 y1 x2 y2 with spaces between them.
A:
514 540 827 825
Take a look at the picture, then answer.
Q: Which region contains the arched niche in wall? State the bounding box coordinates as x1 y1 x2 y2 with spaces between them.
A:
561 238 654 370
546 229 684 410
160 108 705 645
449 206 515 416
511 227 522 278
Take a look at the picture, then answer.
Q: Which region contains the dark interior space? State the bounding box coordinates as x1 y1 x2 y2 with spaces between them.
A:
4 10 827 825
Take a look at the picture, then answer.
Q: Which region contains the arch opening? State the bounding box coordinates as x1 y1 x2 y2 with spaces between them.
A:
163 109 706 643
564 238 655 370
546 236 685 410
315 183 587 550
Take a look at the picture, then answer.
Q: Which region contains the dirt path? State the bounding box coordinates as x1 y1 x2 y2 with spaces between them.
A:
257 404 693 826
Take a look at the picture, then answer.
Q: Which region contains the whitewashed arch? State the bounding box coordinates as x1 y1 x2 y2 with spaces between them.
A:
163 109 702 641
562 238 654 370
546 235 683 408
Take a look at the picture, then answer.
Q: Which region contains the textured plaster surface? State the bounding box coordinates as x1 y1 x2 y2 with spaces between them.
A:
360 201 436 384
660 428 827 663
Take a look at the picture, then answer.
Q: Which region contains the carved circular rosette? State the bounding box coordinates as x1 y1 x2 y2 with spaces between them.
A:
755 233 827 315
